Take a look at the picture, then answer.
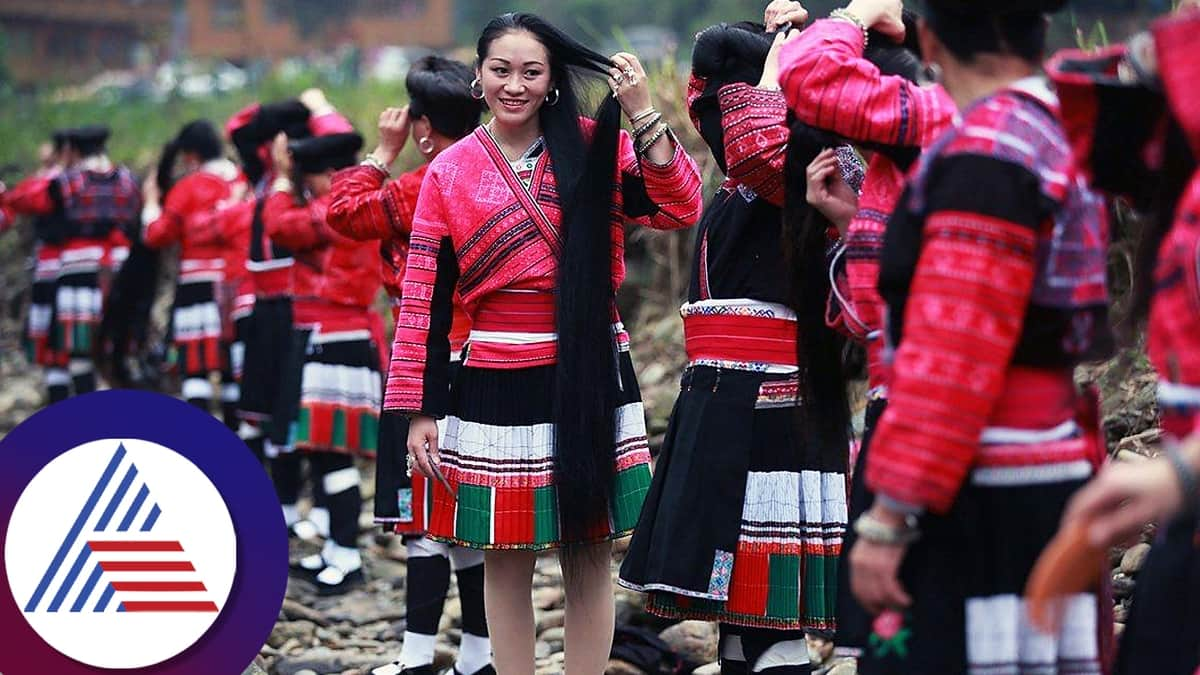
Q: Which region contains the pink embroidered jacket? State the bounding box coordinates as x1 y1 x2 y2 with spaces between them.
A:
385 121 703 416
778 19 956 389
1051 11 1200 440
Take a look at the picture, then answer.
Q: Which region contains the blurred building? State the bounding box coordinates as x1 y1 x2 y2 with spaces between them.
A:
0 0 454 86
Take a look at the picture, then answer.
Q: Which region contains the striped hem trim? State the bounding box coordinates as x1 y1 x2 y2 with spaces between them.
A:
617 577 729 602
970 459 1093 487
424 528 635 552
643 595 825 632
980 420 1079 445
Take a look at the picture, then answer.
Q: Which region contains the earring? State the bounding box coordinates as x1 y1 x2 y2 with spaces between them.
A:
470 77 484 100
545 88 560 106
418 136 434 155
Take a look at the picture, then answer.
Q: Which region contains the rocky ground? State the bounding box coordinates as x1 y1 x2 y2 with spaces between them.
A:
0 300 1165 675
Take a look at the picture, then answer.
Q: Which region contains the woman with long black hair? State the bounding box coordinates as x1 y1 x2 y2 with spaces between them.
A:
770 0 957 660
618 20 863 675
386 12 702 672
328 56 493 675
143 120 248 424
845 1 1113 672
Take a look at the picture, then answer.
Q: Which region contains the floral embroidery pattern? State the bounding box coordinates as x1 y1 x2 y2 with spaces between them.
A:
869 609 912 660
707 550 734 597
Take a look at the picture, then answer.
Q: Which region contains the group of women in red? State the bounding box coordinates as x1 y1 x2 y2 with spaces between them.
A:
5 0 1200 673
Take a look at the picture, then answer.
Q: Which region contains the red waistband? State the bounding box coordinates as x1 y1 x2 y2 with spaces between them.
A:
683 313 798 367
989 367 1078 429
472 290 558 334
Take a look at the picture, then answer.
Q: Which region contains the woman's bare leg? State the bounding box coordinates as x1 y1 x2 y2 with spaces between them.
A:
484 549 537 675
561 541 615 674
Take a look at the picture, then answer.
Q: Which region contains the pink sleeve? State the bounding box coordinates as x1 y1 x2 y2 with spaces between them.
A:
778 19 954 147
719 83 790 207
618 130 704 230
1155 10 1200 156
385 167 458 416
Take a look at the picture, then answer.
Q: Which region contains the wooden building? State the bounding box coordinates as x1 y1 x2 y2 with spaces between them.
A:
0 0 454 86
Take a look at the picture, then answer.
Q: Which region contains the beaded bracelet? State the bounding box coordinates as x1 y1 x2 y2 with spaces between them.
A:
636 123 671 155
633 112 664 139
830 8 869 49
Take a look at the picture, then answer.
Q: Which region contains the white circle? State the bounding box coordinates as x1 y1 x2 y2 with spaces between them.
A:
5 438 237 668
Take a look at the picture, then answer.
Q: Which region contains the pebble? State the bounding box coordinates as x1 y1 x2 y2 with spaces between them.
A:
1120 543 1152 575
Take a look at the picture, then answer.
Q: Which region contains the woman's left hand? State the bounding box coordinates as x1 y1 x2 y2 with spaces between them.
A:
609 52 652 119
849 506 913 615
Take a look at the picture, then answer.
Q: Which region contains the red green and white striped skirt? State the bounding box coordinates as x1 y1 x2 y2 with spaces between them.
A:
620 367 847 631
424 353 652 550
292 328 382 457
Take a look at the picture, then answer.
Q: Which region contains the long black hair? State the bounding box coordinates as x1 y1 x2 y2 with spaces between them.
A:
783 121 851 455
156 119 223 201
689 22 775 173
406 55 484 140
925 0 1067 64
476 13 623 548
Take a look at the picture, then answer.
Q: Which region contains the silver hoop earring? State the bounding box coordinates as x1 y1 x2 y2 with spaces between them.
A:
470 78 484 100
418 136 435 155
545 88 560 106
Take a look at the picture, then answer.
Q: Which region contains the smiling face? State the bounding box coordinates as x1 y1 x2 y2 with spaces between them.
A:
477 29 554 131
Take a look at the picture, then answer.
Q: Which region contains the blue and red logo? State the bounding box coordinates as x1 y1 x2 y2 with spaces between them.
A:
0 390 287 673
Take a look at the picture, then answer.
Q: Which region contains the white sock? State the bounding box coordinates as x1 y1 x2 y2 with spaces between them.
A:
322 540 361 573
281 503 301 527
398 631 437 668
456 633 493 675
308 507 331 538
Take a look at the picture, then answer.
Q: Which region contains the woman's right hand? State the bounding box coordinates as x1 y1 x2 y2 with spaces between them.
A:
407 414 440 479
844 0 906 42
806 148 859 236
374 106 411 167
271 132 292 175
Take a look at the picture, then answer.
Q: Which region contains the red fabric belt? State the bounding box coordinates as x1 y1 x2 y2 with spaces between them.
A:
472 291 558 334
683 314 798 367
988 367 1077 430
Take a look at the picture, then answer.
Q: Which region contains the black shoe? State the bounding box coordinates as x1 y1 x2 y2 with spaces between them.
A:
371 663 434 675
314 566 365 596
288 553 324 581
441 666 496 675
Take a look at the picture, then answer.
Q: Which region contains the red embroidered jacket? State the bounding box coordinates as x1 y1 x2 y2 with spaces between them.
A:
143 159 247 283
779 19 956 388
1051 11 1200 439
867 79 1112 513
15 160 139 274
328 163 472 351
262 190 382 329
385 122 703 416
6 170 60 245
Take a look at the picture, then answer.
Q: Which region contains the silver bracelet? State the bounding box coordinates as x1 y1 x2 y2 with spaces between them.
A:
361 154 391 177
629 107 658 124
830 8 869 50
853 511 921 546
